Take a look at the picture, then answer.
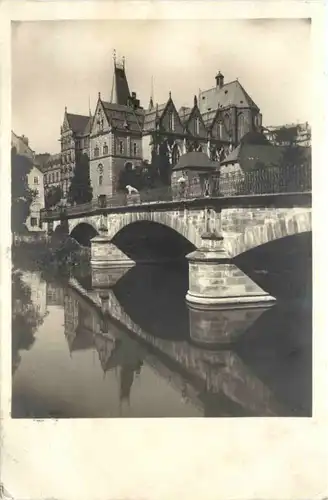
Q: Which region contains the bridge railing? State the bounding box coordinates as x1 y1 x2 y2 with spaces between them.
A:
40 163 311 221
218 163 311 197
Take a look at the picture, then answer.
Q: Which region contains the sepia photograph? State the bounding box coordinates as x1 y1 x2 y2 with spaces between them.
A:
11 18 312 419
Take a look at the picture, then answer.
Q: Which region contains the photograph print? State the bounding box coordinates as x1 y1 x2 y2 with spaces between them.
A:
11 19 312 418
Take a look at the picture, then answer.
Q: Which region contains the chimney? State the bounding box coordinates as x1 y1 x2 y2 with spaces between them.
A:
215 71 224 89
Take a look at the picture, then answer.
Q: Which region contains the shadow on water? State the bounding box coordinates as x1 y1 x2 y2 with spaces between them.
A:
11 231 312 417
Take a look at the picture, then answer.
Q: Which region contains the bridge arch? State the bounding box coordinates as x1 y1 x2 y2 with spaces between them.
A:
69 221 99 247
221 208 312 258
107 211 203 250
111 219 197 262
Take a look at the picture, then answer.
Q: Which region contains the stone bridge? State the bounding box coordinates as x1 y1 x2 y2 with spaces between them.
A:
48 193 311 308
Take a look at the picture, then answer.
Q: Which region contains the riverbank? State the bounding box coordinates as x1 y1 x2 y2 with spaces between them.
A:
12 236 91 278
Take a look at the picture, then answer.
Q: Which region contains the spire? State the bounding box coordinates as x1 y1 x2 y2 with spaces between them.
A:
88 96 92 117
148 76 154 110
110 51 130 105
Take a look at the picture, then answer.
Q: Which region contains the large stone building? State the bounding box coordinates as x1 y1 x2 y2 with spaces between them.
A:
44 56 263 202
87 57 263 199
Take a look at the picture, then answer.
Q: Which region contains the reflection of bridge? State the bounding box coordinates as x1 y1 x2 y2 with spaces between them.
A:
42 170 311 308
66 276 287 417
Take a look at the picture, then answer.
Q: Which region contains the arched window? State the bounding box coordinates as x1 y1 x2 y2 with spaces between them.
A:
239 114 245 140
94 146 100 158
103 143 108 155
97 163 103 174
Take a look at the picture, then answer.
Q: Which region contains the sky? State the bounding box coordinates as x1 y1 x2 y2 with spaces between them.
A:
11 19 311 154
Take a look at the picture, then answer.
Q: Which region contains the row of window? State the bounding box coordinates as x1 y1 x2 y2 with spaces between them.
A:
93 141 138 158
45 171 60 184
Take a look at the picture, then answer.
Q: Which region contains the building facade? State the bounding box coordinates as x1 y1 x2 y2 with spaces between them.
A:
47 57 263 201
11 131 45 231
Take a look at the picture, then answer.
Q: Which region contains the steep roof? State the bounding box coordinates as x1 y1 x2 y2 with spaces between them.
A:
66 113 91 135
199 80 259 115
143 102 167 132
110 63 131 106
34 153 52 171
173 151 219 171
101 100 144 132
221 143 285 171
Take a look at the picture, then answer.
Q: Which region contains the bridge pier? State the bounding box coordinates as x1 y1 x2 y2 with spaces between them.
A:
90 234 135 268
186 232 276 309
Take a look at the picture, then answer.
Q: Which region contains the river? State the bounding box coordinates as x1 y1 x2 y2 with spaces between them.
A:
11 255 312 418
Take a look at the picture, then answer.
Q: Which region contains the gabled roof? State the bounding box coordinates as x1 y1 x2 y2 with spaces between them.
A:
221 143 285 171
173 151 219 171
101 100 144 132
66 113 91 135
143 102 167 132
199 80 259 115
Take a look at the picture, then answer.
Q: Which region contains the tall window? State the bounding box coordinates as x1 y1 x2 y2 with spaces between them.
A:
103 143 108 155
99 175 103 186
195 117 200 136
34 176 39 184
168 112 175 131
239 114 245 140
133 142 137 156
119 141 124 154
172 144 180 166
94 146 100 158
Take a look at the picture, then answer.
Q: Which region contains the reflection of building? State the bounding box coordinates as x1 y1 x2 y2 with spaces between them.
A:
11 131 45 231
21 271 47 317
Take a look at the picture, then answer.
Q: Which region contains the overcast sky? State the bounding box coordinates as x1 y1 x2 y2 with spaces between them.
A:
12 19 311 154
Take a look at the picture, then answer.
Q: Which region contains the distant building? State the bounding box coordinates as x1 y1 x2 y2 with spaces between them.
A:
11 131 45 231
60 109 92 198
43 153 62 192
262 122 311 147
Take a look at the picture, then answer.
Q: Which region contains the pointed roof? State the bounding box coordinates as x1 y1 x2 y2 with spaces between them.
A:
110 60 131 106
173 151 219 171
66 112 91 135
199 79 259 115
143 102 167 132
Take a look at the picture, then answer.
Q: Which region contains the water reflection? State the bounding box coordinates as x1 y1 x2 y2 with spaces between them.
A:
12 263 312 418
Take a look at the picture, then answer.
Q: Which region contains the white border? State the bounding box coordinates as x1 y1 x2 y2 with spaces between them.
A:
1 2 327 499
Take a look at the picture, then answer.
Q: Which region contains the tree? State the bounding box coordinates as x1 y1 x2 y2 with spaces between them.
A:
45 185 63 209
11 147 35 233
67 152 93 205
